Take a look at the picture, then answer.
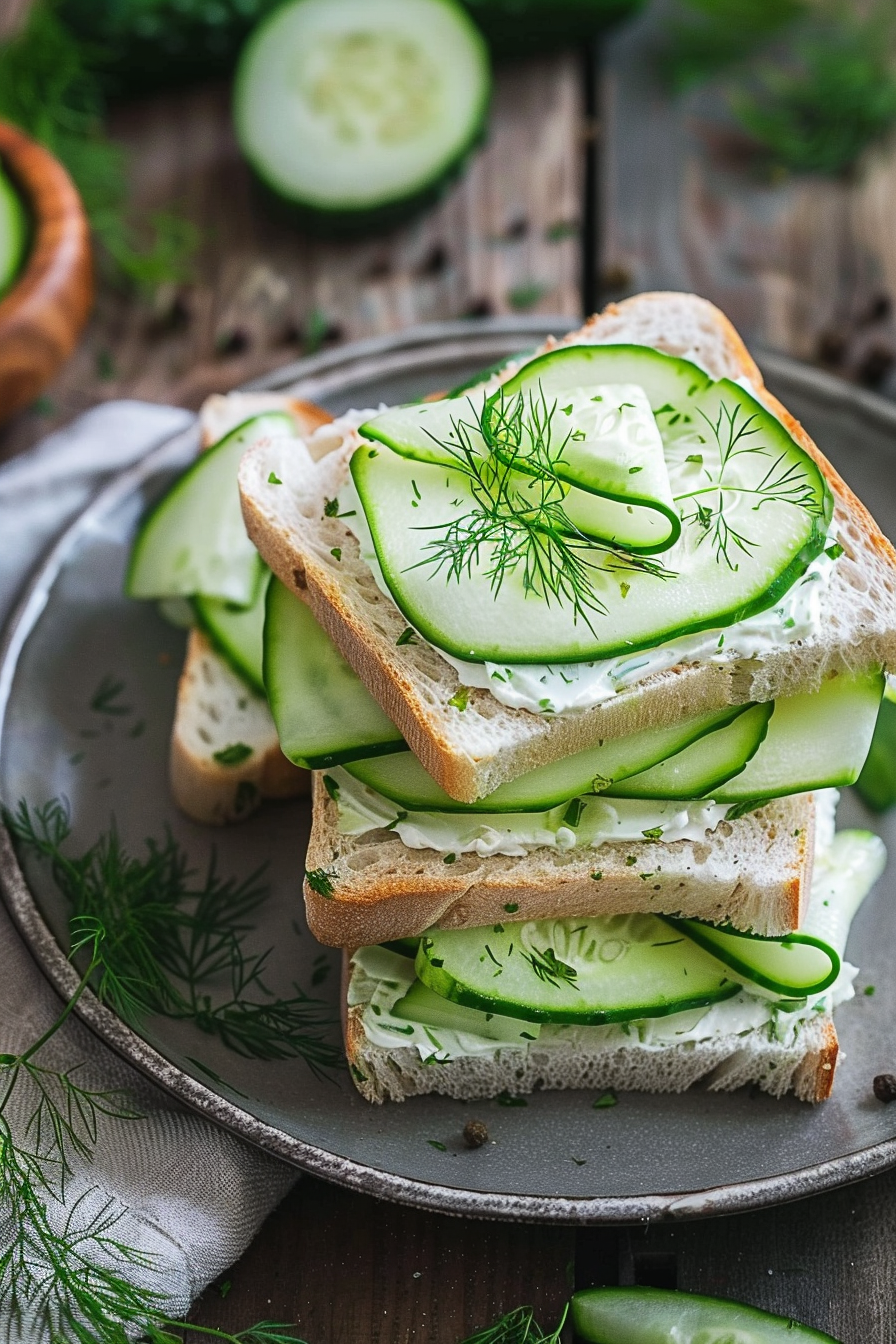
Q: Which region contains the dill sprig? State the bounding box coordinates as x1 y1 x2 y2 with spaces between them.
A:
522 946 579 992
4 799 343 1080
458 1303 568 1343
676 399 824 570
412 389 672 631
0 922 309 1344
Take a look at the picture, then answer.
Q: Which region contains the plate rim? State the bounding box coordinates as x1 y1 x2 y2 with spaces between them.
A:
4 316 896 1224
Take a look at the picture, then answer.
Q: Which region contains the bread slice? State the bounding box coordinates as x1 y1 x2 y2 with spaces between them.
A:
345 1003 839 1104
304 775 815 945
240 292 896 804
169 392 332 825
343 954 838 1104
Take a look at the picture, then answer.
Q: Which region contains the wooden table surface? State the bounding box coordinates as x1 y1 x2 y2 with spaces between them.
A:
3 12 896 1342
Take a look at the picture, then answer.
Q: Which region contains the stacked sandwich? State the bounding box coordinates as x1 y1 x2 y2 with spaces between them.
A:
132 292 896 1105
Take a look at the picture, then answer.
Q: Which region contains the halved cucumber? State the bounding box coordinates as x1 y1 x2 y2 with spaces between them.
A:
343 705 747 813
415 917 740 1025
711 669 884 802
126 412 294 607
392 978 541 1043
350 348 831 663
194 573 270 695
264 576 404 769
0 161 28 299
604 702 771 801
665 919 839 997
234 0 491 232
571 1287 840 1344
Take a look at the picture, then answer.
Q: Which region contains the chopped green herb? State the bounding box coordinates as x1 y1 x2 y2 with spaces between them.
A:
619 581 630 599
443 853 457 865
625 855 637 867
686 453 703 464
641 826 664 840
864 985 876 996
90 674 131 717
323 497 340 517
591 871 602 881
593 1089 618 1109
539 697 555 713
826 542 845 560
306 867 336 898
427 1139 448 1151
213 742 253 767
267 471 282 485
495 1091 528 1107
504 902 519 913
448 686 470 712
396 627 418 646
628 466 643 474
562 798 585 829
330 547 342 561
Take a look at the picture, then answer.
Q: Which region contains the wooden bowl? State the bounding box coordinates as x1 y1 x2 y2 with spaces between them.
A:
0 120 93 423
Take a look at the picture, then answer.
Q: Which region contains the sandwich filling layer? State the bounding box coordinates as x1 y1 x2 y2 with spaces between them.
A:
348 823 883 1065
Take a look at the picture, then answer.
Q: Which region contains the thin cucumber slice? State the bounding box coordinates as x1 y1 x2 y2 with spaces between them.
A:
126 412 294 606
604 702 771 801
344 705 746 813
392 979 541 1043
415 917 740 1025
665 919 839 997
572 1287 840 1344
194 572 270 695
234 0 491 230
856 680 896 811
0 161 28 298
362 380 681 552
712 669 884 802
264 577 405 768
350 352 831 662
802 830 886 955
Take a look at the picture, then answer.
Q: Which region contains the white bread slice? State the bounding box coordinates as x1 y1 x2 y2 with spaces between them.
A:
169 392 332 825
342 954 838 1104
240 292 896 804
304 775 815 946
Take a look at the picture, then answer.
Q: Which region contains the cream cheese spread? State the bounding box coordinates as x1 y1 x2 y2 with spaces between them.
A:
330 765 729 858
350 822 884 1064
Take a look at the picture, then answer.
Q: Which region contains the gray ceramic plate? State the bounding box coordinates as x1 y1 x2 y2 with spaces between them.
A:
3 318 896 1224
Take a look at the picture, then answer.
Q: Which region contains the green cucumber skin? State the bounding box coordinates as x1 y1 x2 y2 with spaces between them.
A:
855 687 896 811
572 1287 840 1344
603 702 771 801
233 0 491 235
344 705 746 813
663 918 840 998
350 346 833 663
414 924 740 1026
126 412 293 605
193 582 268 696
264 577 405 769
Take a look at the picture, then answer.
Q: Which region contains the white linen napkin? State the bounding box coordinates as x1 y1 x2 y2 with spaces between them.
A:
0 403 297 1333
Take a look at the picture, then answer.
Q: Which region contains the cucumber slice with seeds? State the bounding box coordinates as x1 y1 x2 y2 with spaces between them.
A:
572 1287 841 1344
604 702 771 800
712 668 884 802
127 412 294 606
194 573 270 695
350 346 832 663
344 705 747 813
415 917 740 1025
264 576 404 768
234 0 491 232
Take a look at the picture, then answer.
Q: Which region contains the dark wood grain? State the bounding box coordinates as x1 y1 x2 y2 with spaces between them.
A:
0 120 93 422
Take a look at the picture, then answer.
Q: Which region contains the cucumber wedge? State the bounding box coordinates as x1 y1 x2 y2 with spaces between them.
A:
264 577 404 768
392 979 541 1043
350 349 832 662
712 669 884 802
572 1287 840 1344
666 919 839 997
194 573 270 695
604 702 771 801
0 161 28 299
344 705 746 812
234 0 491 233
126 412 294 606
415 917 740 1025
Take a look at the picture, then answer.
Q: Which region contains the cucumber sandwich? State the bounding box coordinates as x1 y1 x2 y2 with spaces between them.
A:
128 292 896 1104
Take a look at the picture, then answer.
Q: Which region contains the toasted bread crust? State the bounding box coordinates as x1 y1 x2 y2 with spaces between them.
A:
240 293 896 804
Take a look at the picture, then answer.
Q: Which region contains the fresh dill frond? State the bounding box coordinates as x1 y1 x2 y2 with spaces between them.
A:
521 946 579 992
411 390 672 631
459 1302 569 1343
4 799 344 1079
675 398 824 570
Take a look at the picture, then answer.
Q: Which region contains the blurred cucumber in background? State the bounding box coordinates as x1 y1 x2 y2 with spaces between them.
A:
856 681 896 812
60 0 646 98
0 162 29 298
